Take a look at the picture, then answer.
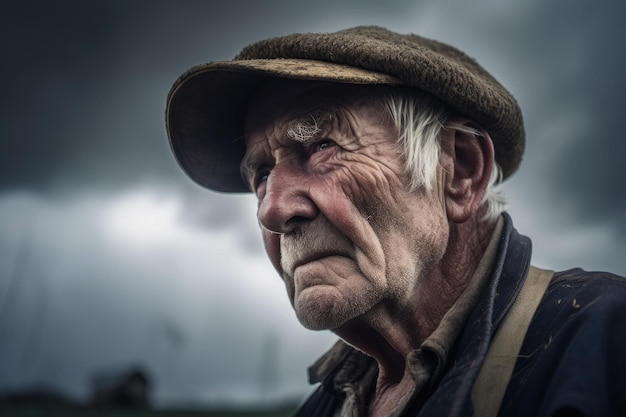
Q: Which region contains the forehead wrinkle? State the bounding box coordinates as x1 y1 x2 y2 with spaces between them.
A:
335 96 395 150
242 83 391 178
244 101 339 158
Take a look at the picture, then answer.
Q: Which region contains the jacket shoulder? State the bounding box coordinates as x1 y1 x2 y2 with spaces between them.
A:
500 268 626 416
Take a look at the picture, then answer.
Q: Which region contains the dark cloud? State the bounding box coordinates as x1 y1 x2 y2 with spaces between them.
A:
545 2 626 230
1 0 625 407
0 0 418 195
432 0 626 238
0 1 124 190
0 1 216 193
488 0 626 231
0 0 426 233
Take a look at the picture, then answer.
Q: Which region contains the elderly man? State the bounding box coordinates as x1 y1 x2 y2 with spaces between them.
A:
166 27 626 416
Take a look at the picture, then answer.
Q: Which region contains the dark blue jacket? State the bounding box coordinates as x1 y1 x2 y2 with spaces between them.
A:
293 213 626 416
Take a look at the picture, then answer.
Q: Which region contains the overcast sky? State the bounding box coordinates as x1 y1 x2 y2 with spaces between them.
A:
1 0 625 409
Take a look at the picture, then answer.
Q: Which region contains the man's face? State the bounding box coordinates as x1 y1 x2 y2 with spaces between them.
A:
242 80 450 331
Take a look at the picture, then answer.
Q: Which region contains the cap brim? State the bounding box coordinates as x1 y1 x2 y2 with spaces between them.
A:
166 59 401 192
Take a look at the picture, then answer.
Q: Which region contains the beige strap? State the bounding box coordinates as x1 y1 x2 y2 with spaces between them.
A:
471 265 554 417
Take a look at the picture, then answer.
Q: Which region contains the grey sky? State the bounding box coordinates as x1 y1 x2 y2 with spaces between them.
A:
0 0 624 408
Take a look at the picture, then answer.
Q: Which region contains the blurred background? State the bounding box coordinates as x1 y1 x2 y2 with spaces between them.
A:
1 0 625 414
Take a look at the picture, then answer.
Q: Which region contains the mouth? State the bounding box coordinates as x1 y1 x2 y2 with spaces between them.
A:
282 246 354 277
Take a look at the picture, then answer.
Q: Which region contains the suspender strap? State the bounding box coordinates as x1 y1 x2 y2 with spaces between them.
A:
471 265 554 417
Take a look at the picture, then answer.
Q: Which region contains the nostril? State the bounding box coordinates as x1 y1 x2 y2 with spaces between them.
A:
285 215 313 230
258 200 318 234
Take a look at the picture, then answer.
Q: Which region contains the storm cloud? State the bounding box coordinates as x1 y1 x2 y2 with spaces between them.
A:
0 0 624 408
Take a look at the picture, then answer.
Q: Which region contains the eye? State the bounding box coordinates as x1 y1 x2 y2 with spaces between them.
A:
254 168 271 188
311 139 336 153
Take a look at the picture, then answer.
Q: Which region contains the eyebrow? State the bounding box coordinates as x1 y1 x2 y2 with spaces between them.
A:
286 109 337 143
240 103 341 187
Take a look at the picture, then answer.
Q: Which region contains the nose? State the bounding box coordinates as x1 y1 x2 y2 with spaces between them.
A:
257 162 318 234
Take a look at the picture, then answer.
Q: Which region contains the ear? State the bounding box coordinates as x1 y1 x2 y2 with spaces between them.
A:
441 119 494 223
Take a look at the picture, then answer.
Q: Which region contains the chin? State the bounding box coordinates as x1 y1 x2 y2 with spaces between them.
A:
294 288 362 331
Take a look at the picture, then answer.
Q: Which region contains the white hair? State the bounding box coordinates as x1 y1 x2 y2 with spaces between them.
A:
381 88 506 221
280 88 506 221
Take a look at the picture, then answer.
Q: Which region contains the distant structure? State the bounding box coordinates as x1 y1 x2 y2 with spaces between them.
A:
90 366 151 408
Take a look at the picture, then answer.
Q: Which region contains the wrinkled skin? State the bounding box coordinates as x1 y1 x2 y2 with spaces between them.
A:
244 81 448 331
242 80 495 415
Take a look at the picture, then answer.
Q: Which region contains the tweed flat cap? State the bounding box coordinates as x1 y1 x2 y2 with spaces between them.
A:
166 26 524 192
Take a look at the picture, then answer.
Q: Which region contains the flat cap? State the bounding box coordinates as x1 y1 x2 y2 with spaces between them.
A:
166 25 524 192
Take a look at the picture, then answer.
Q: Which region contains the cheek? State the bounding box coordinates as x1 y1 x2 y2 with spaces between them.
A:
309 161 408 245
339 166 405 224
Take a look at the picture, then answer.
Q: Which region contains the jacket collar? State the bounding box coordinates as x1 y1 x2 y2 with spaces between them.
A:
444 212 532 416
